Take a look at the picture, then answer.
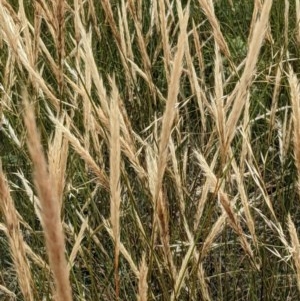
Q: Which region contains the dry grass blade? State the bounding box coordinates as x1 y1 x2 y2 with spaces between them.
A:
225 0 273 149
137 254 148 301
109 77 121 299
54 0 65 96
154 1 189 280
0 168 34 301
68 217 89 270
288 63 300 195
48 115 69 208
198 0 231 58
287 214 300 292
23 96 72 301
158 0 171 81
194 150 255 261
49 113 109 190
296 0 300 46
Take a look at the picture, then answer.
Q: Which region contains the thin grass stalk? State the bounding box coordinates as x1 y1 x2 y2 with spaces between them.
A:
137 254 148 301
55 0 65 97
288 64 300 195
197 0 231 58
154 1 189 281
0 168 34 301
287 215 300 292
158 0 171 81
48 115 69 208
225 0 272 150
213 43 226 166
23 97 72 301
296 0 300 46
109 77 121 300
194 150 255 261
284 0 289 49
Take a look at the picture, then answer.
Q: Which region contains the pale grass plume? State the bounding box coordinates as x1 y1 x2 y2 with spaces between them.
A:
239 92 250 173
212 43 226 165
194 150 255 261
23 97 72 301
269 57 283 134
137 254 148 301
0 3 60 110
283 0 289 48
232 158 258 249
287 214 300 292
128 0 152 75
68 217 89 271
49 112 109 191
249 0 273 44
54 0 65 96
154 1 189 281
184 20 206 136
288 63 300 194
48 115 69 208
194 152 218 231
296 0 300 46
198 263 212 301
0 168 34 301
155 1 188 198
101 0 122 49
225 0 273 150
197 0 231 58
171 239 195 301
109 76 121 299
158 0 171 81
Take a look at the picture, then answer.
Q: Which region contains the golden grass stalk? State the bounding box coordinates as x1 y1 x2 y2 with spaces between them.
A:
284 0 289 48
194 150 255 261
101 0 122 49
249 0 273 44
49 112 109 191
287 214 300 292
54 0 65 96
225 0 272 150
158 0 171 81
0 167 34 301
48 115 69 208
197 0 231 58
109 77 121 299
33 2 42 66
232 158 258 249
288 63 300 195
0 3 60 110
212 43 226 165
239 92 251 171
23 97 72 301
269 57 283 135
68 217 89 271
154 0 189 280
137 254 148 301
296 0 300 46
184 20 207 138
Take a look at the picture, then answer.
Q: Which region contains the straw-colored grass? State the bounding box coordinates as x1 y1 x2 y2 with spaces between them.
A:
1 0 300 300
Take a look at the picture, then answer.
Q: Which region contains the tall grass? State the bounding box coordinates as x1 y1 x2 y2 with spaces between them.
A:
1 0 300 300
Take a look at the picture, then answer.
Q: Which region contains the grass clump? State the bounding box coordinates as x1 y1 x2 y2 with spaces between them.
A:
1 0 300 300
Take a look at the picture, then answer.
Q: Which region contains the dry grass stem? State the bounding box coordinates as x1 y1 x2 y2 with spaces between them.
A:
109 77 121 299
0 169 34 301
23 98 72 301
